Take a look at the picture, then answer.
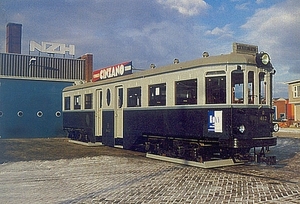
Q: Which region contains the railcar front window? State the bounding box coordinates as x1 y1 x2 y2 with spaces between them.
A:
205 76 226 104
231 71 244 104
149 83 166 106
85 94 93 109
74 95 81 110
175 79 197 105
127 87 141 107
259 72 266 104
64 96 70 110
248 71 254 104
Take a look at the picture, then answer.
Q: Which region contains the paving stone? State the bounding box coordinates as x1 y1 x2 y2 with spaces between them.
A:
0 155 300 203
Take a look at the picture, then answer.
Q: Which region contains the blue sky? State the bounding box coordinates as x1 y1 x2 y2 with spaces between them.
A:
0 0 299 98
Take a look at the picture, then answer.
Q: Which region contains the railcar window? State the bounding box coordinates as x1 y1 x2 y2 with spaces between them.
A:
74 95 81 109
149 83 166 106
127 87 141 107
85 94 93 109
107 89 111 106
231 71 244 104
64 96 70 110
205 76 226 104
118 88 123 108
259 72 266 104
175 79 197 105
248 71 254 104
99 91 103 108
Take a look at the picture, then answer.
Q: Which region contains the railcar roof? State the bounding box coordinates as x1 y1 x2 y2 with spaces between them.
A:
64 52 256 91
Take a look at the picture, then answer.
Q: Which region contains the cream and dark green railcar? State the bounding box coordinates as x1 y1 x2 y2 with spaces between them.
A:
62 43 278 162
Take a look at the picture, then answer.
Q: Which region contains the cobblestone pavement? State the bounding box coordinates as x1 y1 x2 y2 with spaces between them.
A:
0 153 300 203
0 128 299 203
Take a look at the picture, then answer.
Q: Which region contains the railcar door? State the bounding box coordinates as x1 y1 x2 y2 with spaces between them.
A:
95 89 103 137
114 86 124 147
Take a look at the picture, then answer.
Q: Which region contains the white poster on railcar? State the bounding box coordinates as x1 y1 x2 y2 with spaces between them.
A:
208 110 223 133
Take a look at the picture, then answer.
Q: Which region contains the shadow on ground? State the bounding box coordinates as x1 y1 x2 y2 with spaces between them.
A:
0 138 144 164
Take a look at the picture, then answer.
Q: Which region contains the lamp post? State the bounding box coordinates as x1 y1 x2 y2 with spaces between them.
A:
28 57 36 77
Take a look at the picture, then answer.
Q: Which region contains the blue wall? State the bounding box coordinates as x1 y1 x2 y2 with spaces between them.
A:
0 78 73 138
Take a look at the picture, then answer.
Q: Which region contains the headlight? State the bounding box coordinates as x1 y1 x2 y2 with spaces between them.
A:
272 123 279 132
256 52 270 67
261 53 270 65
238 125 245 134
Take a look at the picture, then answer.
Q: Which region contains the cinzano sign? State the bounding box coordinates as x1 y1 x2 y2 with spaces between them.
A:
92 61 132 82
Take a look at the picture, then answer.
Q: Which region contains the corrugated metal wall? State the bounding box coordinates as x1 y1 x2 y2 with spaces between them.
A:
0 53 85 80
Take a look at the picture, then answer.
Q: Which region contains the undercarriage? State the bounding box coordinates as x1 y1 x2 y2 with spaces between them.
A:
143 135 276 167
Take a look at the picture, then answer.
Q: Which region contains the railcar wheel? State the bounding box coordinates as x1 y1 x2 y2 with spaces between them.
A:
68 130 81 141
175 146 185 158
68 131 75 139
228 148 251 162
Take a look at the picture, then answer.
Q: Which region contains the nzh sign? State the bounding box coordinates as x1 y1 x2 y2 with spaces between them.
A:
30 41 75 56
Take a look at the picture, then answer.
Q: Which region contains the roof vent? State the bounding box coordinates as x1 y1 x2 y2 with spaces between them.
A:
150 63 156 69
173 58 179 64
202 52 209 58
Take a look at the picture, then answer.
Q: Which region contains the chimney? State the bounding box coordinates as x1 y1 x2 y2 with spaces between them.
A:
6 23 22 54
80 53 93 82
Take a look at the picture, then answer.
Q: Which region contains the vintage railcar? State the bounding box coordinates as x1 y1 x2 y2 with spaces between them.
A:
62 43 278 162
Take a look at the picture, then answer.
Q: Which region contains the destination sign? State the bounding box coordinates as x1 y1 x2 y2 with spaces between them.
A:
92 61 132 82
233 43 258 54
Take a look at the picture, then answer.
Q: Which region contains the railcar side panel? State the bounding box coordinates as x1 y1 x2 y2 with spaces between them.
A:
123 108 232 150
123 107 276 150
63 111 95 142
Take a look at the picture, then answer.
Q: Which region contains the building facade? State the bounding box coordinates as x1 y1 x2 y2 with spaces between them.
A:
273 98 294 127
0 53 92 138
286 80 300 126
0 77 73 138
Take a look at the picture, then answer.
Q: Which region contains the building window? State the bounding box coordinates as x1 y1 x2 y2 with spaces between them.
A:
74 95 81 110
206 76 226 104
128 87 141 107
17 111 24 117
55 111 61 117
64 96 71 110
279 113 286 120
85 94 93 109
149 83 166 106
175 79 197 105
37 111 43 117
293 85 300 98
